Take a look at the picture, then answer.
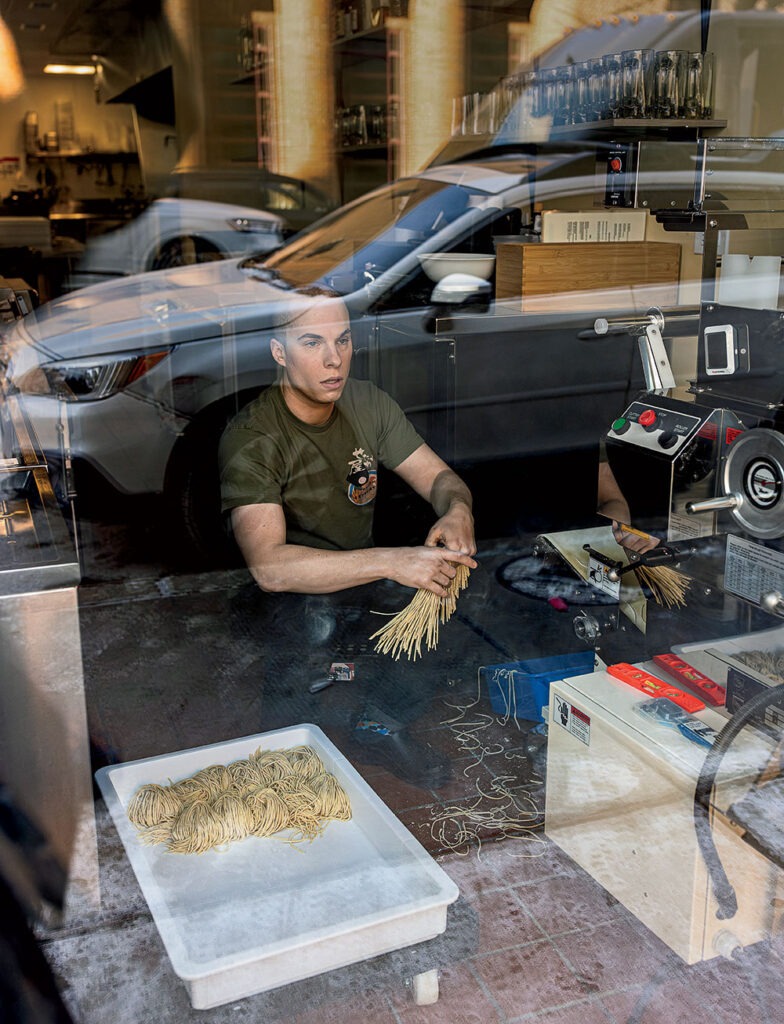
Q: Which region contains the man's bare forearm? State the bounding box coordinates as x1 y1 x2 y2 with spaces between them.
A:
245 540 476 596
429 468 473 517
246 543 400 594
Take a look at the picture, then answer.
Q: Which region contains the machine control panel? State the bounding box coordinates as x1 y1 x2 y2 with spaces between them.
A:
607 401 702 456
604 142 636 207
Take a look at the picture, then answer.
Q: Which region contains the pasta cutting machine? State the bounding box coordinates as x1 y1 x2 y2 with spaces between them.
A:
598 301 784 621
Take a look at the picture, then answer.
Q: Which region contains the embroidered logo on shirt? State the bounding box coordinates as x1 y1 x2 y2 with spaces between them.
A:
346 447 377 506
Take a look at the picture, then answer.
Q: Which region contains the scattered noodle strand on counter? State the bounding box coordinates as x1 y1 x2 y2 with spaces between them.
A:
427 677 547 860
370 563 470 660
126 745 351 854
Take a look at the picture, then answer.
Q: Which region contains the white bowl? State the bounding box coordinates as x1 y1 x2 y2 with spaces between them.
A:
417 252 496 282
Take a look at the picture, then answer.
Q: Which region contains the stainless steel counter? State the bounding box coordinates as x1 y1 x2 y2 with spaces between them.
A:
0 393 98 921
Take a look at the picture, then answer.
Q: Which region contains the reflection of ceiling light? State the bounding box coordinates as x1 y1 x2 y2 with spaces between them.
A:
44 63 97 74
18 22 47 30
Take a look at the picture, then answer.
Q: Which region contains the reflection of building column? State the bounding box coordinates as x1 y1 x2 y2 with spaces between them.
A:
402 0 465 174
0 15 24 100
273 0 336 197
163 0 208 169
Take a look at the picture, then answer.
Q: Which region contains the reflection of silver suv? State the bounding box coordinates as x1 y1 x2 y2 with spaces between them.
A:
0 135 752 561
0 149 674 559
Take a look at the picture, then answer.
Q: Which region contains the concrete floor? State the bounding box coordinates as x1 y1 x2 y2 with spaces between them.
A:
19 497 784 1024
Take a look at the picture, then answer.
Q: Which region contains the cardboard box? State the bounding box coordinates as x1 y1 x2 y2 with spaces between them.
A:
541 208 648 243
495 240 681 312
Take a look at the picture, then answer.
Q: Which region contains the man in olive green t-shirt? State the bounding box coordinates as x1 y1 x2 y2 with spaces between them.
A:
219 287 477 787
220 287 477 596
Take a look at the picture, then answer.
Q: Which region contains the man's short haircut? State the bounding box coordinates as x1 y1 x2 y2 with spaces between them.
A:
270 285 345 335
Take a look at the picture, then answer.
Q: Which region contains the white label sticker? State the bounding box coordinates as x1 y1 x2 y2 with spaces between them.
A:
554 695 591 745
725 534 784 605
587 555 621 599
668 509 713 541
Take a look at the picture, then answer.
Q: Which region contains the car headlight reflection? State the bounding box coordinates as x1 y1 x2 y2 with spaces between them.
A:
227 216 279 234
15 349 171 402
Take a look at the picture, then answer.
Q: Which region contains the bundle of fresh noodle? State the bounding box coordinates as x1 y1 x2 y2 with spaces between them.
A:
369 564 470 660
126 745 351 854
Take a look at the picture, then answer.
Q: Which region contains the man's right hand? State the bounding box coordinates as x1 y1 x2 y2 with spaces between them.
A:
388 545 478 597
611 521 661 555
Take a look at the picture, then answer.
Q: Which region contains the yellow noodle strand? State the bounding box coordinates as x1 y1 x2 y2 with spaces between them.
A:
127 783 182 828
126 745 352 854
370 564 470 661
429 678 547 859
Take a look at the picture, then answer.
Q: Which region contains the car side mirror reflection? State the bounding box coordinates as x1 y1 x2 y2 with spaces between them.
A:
430 273 492 307
422 274 493 333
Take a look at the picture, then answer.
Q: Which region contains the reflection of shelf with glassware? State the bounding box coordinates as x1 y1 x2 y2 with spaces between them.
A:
331 1 408 51
231 70 264 86
26 150 139 164
338 144 387 154
333 14 401 201
333 25 388 57
548 117 727 137
234 11 276 168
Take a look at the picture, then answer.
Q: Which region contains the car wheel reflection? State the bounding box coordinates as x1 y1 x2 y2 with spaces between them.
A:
151 236 224 270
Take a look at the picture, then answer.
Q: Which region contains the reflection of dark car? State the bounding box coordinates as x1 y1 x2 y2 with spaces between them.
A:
2 149 696 560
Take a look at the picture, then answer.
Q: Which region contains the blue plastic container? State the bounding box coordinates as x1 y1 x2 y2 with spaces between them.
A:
479 651 595 722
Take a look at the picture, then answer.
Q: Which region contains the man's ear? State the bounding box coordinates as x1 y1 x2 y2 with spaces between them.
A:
270 335 286 368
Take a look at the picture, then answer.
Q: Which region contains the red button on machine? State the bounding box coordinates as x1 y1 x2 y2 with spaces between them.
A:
609 156 623 172
638 408 658 430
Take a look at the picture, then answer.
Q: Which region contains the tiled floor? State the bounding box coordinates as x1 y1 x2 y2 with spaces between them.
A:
15 515 784 1024
40 788 784 1024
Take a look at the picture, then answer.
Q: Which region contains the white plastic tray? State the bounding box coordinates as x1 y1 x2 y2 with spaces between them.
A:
95 724 458 1009
674 623 784 684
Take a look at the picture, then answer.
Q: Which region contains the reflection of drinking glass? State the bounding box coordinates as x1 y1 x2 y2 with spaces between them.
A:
602 52 623 119
553 64 575 126
684 51 714 118
477 91 499 134
522 70 541 120
539 67 559 120
587 57 605 121
451 96 461 135
621 48 654 118
573 61 592 123
653 49 686 118
497 75 518 126
369 104 386 144
451 94 479 135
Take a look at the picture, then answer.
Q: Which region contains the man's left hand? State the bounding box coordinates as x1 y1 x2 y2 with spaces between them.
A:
425 502 476 556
